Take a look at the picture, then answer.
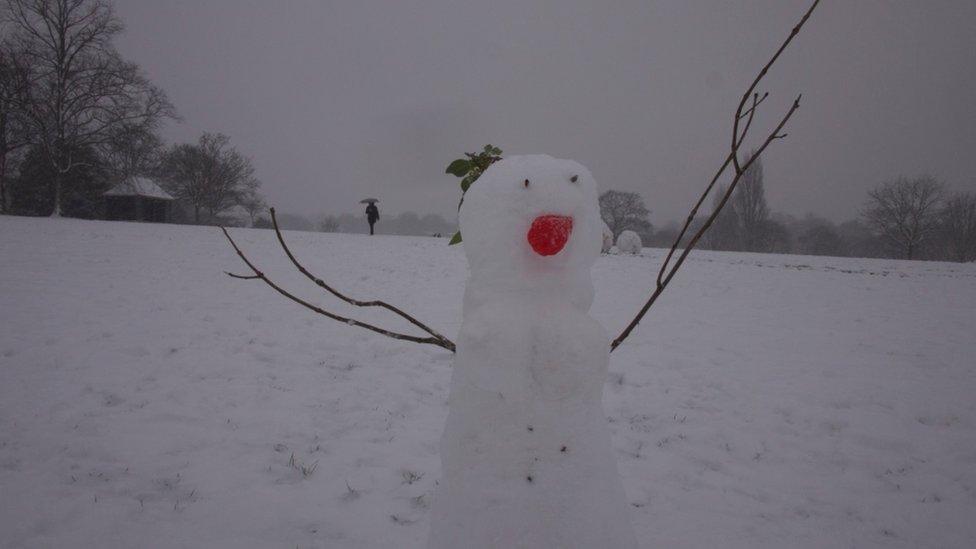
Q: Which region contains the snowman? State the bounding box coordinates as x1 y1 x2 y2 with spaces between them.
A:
222 3 817 540
428 155 637 548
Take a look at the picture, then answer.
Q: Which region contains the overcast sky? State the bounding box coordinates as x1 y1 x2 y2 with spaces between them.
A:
112 0 976 225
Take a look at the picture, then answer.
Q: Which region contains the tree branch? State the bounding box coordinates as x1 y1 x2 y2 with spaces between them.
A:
267 207 455 347
225 271 261 280
613 0 820 352
220 225 456 353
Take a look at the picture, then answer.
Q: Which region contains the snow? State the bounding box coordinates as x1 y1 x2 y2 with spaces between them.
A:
103 177 175 201
617 230 642 255
1 214 975 548
430 155 636 548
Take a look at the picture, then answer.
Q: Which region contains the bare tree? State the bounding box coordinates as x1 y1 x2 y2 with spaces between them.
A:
599 190 651 240
702 184 739 251
238 183 266 228
797 220 843 256
861 176 944 260
937 191 976 262
702 160 777 254
763 218 793 254
835 219 884 259
4 0 174 216
100 122 162 181
0 43 31 213
160 133 258 224
158 142 205 222
318 215 340 233
732 153 771 251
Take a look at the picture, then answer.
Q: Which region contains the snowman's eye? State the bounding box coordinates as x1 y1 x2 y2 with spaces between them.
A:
570 175 579 184
523 179 530 188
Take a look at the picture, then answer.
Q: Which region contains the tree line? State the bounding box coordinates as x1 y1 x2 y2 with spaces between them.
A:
600 155 975 263
0 0 264 224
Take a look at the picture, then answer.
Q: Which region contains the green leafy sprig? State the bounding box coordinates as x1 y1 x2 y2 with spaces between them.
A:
445 144 503 244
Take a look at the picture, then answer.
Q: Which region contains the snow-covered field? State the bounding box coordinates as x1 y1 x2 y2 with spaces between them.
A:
1 215 974 549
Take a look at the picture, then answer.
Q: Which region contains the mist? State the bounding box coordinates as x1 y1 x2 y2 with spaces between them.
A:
110 0 976 225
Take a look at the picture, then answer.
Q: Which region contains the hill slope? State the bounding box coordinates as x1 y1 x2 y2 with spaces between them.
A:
1 216 974 548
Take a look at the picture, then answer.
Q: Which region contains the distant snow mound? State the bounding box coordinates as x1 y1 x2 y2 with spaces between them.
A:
601 221 613 253
616 230 642 254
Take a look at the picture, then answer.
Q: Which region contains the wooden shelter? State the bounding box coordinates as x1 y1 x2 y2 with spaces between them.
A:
103 177 175 222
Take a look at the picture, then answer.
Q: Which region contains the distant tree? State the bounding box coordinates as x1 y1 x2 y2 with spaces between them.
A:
797 220 843 256
158 142 205 222
334 212 361 233
273 212 312 231
599 190 652 240
861 176 944 259
419 213 452 236
318 215 340 232
391 211 421 235
160 133 258 224
700 159 778 254
836 219 884 258
703 184 740 251
4 0 174 216
763 218 793 254
645 220 681 249
101 122 163 181
0 43 30 213
379 212 455 236
10 144 108 217
732 153 771 252
238 182 266 227
937 191 976 262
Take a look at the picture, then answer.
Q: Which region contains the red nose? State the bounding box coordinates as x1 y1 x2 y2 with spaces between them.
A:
527 215 574 256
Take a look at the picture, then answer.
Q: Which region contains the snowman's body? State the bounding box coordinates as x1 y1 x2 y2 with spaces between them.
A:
428 156 637 548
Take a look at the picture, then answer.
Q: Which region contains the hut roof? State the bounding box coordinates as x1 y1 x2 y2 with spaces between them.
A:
104 177 174 200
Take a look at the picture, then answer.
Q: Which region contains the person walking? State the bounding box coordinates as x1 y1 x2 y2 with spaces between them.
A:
365 202 379 235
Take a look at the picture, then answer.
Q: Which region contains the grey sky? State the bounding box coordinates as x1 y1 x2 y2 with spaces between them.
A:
112 0 976 225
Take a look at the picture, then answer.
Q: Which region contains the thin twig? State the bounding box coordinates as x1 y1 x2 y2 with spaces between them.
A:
656 152 735 290
614 97 801 352
220 226 455 352
267 208 454 347
737 93 762 149
613 0 820 352
737 92 769 121
657 88 769 286
732 0 820 173
732 92 767 174
226 272 261 280
615 96 802 352
656 90 764 289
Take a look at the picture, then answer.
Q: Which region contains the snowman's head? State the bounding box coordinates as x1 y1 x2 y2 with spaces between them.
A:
459 155 601 290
